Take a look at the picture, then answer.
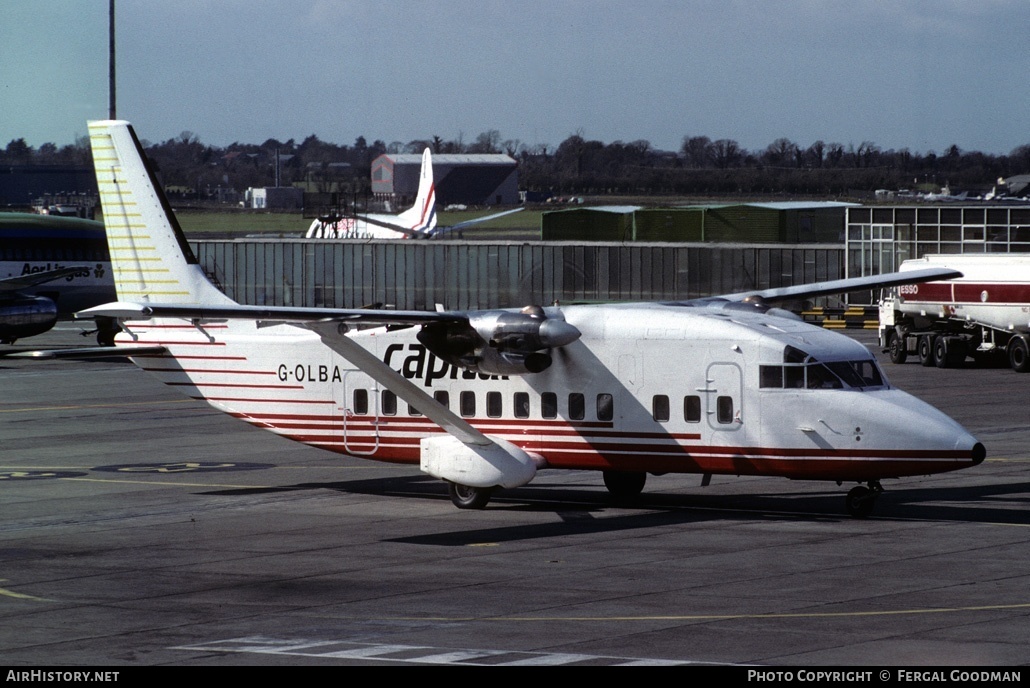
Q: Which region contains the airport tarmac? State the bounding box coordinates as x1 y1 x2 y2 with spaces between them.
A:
0 325 1028 667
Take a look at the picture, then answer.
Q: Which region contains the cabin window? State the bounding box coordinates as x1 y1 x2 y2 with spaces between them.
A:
568 393 585 421
514 392 530 419
597 393 614 421
353 389 368 415
460 391 476 417
717 396 734 424
434 390 449 409
759 366 783 389
684 395 701 423
382 390 397 416
652 395 670 422
408 403 422 417
487 391 502 418
541 392 558 419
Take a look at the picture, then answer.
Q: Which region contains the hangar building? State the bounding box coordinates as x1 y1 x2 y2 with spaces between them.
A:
371 152 518 206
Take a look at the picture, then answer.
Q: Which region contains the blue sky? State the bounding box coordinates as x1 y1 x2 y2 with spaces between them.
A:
2 0 1027 155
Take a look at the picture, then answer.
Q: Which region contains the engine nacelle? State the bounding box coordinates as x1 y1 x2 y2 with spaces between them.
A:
468 308 582 351
466 348 553 376
417 306 580 376
0 296 58 344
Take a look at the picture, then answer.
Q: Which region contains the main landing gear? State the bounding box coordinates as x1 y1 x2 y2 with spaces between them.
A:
447 481 494 510
603 470 647 501
845 481 883 518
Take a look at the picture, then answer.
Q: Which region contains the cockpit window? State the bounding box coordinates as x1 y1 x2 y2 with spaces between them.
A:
825 360 884 388
760 347 887 390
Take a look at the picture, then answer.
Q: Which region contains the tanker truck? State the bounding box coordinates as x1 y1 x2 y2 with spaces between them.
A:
878 254 1030 372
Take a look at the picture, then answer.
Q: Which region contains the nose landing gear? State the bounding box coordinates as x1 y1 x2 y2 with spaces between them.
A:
845 481 883 518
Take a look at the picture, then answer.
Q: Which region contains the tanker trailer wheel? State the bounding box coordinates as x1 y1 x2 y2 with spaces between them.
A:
934 336 965 368
917 335 936 367
1009 335 1030 373
887 330 907 364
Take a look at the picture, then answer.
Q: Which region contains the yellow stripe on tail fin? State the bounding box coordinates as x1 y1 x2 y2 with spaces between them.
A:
88 120 236 307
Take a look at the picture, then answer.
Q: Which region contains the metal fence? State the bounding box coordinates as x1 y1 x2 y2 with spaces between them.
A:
192 239 844 310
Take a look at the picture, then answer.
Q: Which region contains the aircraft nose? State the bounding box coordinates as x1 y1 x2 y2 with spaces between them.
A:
968 441 986 466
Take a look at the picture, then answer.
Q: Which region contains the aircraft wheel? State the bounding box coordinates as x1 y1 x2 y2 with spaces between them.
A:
845 486 875 518
95 317 120 347
447 482 493 510
1008 335 1030 373
917 335 936 367
887 330 907 364
602 470 646 500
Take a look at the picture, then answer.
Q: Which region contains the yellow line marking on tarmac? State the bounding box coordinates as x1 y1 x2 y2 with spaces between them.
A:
0 581 51 602
61 477 276 489
0 399 196 414
51 468 381 490
389 602 1030 623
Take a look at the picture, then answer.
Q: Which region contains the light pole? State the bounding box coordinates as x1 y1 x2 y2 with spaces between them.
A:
109 0 116 119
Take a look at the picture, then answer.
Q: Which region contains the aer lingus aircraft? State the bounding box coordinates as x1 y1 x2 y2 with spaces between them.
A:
78 120 983 516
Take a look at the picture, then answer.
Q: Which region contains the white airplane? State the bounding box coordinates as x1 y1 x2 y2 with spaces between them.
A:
305 147 522 239
79 120 984 517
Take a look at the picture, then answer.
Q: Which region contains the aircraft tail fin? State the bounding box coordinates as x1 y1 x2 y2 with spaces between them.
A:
394 147 437 235
87 120 235 307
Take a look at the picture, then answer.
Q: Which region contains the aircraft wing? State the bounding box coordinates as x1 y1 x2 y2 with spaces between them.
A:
0 266 89 292
4 345 167 359
432 208 525 236
77 301 465 327
717 267 963 304
78 301 580 382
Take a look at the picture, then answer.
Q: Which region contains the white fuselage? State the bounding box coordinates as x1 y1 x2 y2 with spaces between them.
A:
305 216 413 240
119 303 981 482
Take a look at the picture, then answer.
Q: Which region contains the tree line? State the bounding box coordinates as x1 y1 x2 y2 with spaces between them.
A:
4 130 1028 200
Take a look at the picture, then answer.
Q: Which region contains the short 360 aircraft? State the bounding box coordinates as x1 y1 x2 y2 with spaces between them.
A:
79 120 984 517
305 146 521 239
